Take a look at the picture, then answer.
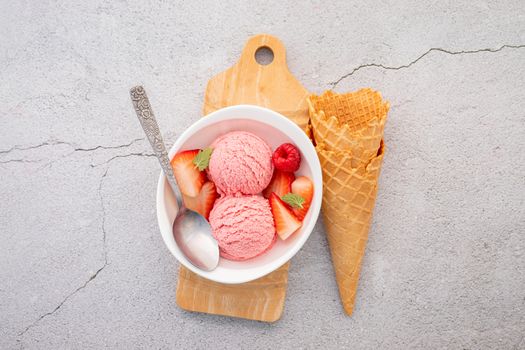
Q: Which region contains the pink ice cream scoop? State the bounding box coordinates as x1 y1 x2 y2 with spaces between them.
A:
208 131 274 196
209 195 276 261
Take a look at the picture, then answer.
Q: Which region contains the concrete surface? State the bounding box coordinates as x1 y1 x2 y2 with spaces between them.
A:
1 1 524 349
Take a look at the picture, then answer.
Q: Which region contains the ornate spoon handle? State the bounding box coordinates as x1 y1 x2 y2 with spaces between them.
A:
130 86 183 209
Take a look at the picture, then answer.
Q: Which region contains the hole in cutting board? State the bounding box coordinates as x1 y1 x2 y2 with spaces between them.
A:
255 46 274 65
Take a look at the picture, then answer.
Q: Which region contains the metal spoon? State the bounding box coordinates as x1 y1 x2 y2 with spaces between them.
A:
130 86 219 271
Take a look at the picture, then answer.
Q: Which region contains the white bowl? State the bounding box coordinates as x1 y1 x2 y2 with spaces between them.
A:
156 105 322 284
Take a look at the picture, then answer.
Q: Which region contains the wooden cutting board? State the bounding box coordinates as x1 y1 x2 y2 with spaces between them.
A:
175 34 310 322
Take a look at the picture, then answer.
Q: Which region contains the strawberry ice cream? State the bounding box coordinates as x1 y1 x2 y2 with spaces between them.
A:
172 130 312 263
208 131 273 196
209 195 276 261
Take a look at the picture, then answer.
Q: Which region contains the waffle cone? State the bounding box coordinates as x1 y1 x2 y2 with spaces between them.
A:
308 89 388 315
318 143 384 314
308 89 388 167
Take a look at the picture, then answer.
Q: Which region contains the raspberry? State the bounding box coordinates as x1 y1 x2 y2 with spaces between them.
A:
272 143 301 172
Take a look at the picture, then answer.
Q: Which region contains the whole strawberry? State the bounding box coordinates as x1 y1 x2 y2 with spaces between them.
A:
272 143 301 172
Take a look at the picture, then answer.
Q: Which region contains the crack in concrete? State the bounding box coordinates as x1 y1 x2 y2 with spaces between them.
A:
73 138 144 152
17 167 111 342
91 152 156 167
330 44 525 88
0 141 71 155
16 264 107 341
98 167 110 269
2 138 146 169
15 151 157 343
0 159 42 164
0 138 144 156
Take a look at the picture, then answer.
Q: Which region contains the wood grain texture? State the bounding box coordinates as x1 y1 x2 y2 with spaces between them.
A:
176 263 290 322
176 34 309 322
203 34 310 131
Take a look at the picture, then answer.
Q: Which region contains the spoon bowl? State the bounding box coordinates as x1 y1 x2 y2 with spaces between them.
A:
172 209 219 271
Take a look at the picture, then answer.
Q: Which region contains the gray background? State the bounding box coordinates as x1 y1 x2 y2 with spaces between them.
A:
1 1 524 349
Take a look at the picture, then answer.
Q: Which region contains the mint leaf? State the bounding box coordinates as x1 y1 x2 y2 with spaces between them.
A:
281 193 305 209
193 148 213 171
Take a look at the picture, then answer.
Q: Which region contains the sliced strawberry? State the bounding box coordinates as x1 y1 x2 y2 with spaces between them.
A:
291 176 314 220
263 170 295 199
170 149 206 197
269 192 302 240
183 181 217 220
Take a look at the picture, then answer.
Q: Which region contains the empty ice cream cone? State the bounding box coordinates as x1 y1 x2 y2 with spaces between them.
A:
308 89 388 167
308 89 388 315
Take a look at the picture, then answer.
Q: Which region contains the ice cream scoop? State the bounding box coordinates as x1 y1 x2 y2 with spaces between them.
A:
208 131 274 196
209 195 276 261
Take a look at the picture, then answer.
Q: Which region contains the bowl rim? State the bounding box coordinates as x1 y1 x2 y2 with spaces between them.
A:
156 104 322 284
